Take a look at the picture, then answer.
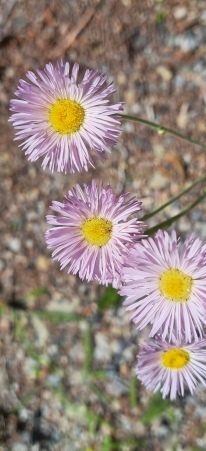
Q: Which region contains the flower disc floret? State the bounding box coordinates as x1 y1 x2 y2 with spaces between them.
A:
159 268 192 302
81 217 113 247
161 348 190 369
45 180 146 287
136 337 206 400
9 60 123 173
49 99 85 134
120 230 206 342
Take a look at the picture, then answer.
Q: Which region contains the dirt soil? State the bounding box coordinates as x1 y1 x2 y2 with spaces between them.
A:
1 0 206 450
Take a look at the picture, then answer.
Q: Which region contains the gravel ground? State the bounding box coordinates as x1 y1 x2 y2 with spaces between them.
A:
1 0 206 449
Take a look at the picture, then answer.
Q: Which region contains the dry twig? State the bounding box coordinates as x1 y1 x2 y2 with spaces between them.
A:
50 0 103 58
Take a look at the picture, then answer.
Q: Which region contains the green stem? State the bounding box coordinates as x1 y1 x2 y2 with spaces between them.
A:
141 175 206 221
146 190 206 236
120 114 206 152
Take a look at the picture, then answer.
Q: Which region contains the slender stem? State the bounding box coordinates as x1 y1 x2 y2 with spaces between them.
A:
120 114 206 152
146 191 206 236
141 175 206 221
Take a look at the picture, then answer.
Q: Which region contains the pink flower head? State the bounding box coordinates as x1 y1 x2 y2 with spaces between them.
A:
9 60 123 173
120 230 206 342
46 180 146 287
136 336 206 400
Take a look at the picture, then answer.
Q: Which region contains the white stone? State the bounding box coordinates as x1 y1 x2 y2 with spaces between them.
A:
173 6 187 20
149 172 169 189
156 65 173 81
31 316 49 347
7 237 21 253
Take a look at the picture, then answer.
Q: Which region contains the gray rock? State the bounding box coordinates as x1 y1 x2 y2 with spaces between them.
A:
21 431 31 444
196 435 206 450
31 445 40 451
94 332 112 361
7 237 21 253
166 32 199 52
174 75 186 89
18 408 30 423
156 65 173 81
107 374 128 396
31 316 49 347
26 210 39 221
11 444 28 451
46 374 62 387
177 32 199 52
133 34 147 51
149 172 169 189
173 6 187 20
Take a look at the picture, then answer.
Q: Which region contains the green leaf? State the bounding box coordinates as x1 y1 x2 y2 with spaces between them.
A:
101 436 114 451
0 305 6 317
83 326 94 373
141 393 171 424
98 286 122 311
156 11 167 25
23 287 49 302
33 310 84 323
129 375 139 408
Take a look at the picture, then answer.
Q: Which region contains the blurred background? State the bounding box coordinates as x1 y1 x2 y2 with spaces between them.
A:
1 0 206 449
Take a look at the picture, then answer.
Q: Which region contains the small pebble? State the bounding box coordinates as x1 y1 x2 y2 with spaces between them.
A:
173 6 187 20
149 172 169 189
11 444 28 451
35 255 50 271
156 65 173 81
18 408 29 423
7 237 21 253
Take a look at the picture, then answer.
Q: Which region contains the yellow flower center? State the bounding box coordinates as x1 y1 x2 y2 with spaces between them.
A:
161 348 190 369
159 268 192 302
49 99 85 134
81 217 113 247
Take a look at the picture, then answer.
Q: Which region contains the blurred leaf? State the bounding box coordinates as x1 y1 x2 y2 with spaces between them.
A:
120 438 147 451
101 436 147 451
90 370 107 379
13 311 28 341
141 392 171 424
98 286 122 311
83 325 93 373
129 374 139 408
101 436 114 451
52 386 103 432
24 287 49 302
33 310 84 323
156 11 166 24
0 304 6 317
86 407 100 435
91 385 112 404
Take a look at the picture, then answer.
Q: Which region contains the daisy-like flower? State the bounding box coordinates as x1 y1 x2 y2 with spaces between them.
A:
45 180 146 287
136 337 206 400
120 230 206 342
9 60 123 173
